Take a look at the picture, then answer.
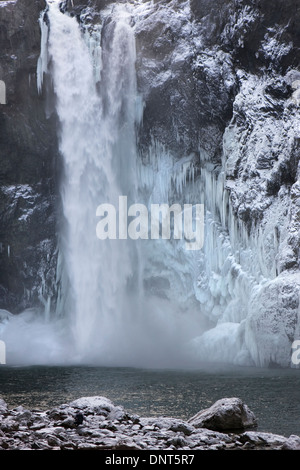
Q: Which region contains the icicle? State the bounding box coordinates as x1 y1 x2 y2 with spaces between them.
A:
37 11 49 95
0 80 6 105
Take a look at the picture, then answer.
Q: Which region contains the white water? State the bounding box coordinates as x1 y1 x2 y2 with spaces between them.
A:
48 2 141 362
42 0 204 366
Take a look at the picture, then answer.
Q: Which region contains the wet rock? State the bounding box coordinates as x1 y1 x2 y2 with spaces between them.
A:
74 412 84 426
188 397 257 431
69 396 115 416
47 434 62 447
238 431 288 449
60 417 75 428
47 408 69 421
0 418 19 433
13 407 32 424
281 435 300 450
1 395 296 451
169 421 194 436
0 399 8 414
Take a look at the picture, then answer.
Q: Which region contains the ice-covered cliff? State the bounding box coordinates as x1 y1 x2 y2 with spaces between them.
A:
0 0 60 314
0 0 299 367
55 0 300 367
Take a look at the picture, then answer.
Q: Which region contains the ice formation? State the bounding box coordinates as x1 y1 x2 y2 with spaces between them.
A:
0 0 299 369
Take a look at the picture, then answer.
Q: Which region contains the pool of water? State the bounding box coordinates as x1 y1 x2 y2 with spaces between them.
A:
0 363 299 437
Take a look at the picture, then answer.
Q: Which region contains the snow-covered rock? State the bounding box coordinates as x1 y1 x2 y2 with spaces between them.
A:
188 397 258 431
0 395 297 450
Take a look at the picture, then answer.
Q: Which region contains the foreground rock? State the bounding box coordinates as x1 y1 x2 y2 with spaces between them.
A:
0 396 300 451
188 397 257 431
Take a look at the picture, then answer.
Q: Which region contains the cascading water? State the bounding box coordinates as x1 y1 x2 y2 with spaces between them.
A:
35 0 205 366
46 1 141 363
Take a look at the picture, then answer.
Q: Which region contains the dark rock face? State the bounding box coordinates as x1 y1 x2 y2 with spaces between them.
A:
0 0 60 313
133 0 237 164
190 0 300 73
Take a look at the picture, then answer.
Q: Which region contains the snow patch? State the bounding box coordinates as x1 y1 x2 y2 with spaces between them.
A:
0 1 17 8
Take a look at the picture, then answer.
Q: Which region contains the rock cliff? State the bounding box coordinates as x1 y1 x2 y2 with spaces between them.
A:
62 0 300 366
0 0 59 314
0 0 299 367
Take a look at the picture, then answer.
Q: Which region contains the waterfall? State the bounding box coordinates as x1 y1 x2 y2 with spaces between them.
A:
46 1 139 362
39 0 204 367
31 0 277 367
3 0 297 368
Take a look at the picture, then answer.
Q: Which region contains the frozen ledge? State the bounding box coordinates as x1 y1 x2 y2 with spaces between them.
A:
0 395 299 450
0 1 17 8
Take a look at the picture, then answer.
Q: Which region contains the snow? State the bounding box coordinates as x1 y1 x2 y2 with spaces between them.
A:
260 26 293 62
69 396 115 412
189 68 300 367
2 184 34 199
188 321 253 366
0 1 17 8
246 271 300 367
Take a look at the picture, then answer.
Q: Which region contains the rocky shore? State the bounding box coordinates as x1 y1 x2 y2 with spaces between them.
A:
0 395 299 451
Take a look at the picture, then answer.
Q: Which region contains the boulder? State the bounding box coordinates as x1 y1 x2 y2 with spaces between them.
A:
69 396 116 415
0 395 299 450
0 399 8 415
282 435 300 451
188 397 257 431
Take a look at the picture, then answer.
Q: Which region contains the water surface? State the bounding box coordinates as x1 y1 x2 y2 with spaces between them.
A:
0 364 299 437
